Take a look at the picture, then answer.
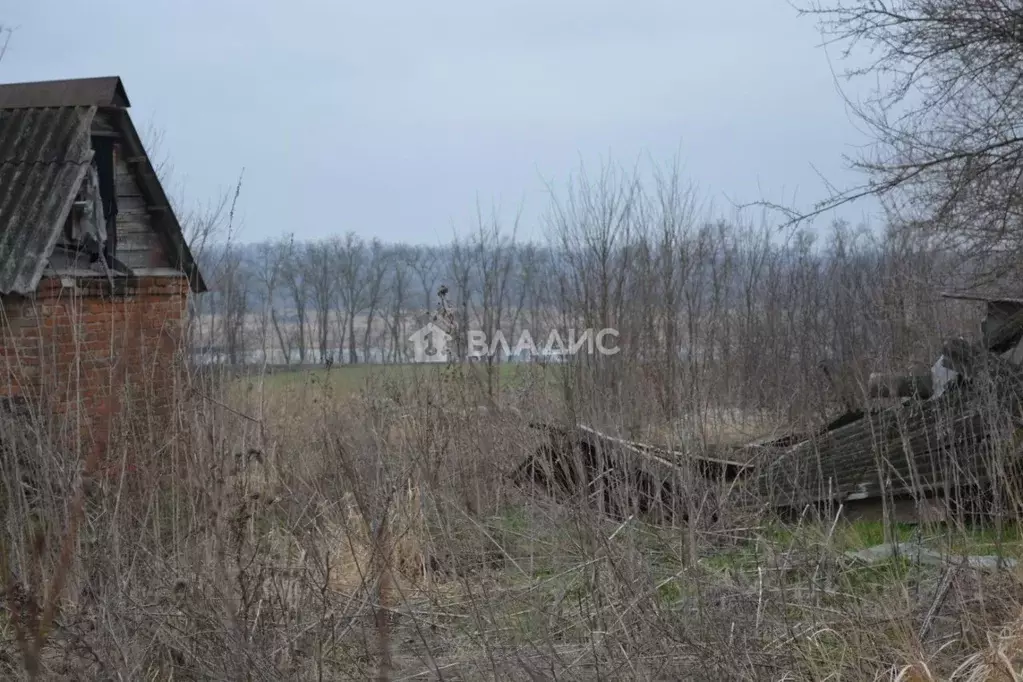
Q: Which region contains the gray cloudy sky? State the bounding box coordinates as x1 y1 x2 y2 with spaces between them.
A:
1 0 877 244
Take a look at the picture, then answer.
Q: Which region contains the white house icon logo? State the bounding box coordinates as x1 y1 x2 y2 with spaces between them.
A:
408 322 452 363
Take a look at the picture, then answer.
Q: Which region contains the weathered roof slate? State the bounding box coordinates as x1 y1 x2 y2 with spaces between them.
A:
0 106 95 294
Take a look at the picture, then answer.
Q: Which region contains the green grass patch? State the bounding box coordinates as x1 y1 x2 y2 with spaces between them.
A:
941 522 1023 557
700 546 762 575
834 520 918 550
655 577 691 605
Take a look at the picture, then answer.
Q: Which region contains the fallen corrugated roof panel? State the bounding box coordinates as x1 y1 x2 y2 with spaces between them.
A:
755 366 1023 510
0 106 96 294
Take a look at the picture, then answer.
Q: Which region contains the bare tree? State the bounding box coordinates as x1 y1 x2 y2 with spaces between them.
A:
469 203 520 395
546 160 639 425
517 243 549 349
216 244 252 366
386 247 412 362
337 232 368 364
267 236 298 365
361 239 389 363
280 243 310 364
447 237 474 364
783 1 1023 280
305 240 336 364
251 236 292 365
409 246 441 313
175 179 243 356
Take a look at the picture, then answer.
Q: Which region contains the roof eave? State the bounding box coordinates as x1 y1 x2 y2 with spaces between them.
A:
109 76 130 108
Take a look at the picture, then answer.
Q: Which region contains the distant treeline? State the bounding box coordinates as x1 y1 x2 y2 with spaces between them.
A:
186 202 980 425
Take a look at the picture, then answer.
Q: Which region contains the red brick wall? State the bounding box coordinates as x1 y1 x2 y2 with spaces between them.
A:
0 275 190 463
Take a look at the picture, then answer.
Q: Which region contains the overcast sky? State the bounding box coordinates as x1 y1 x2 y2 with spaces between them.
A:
0 0 878 245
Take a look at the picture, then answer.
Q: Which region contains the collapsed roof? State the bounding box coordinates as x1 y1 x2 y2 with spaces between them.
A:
513 421 750 521
513 295 1023 522
756 335 1023 513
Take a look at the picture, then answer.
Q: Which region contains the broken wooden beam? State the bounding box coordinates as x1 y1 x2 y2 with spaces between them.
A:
513 421 751 522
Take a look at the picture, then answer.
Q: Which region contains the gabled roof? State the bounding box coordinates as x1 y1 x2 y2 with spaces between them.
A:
0 76 129 109
0 76 206 294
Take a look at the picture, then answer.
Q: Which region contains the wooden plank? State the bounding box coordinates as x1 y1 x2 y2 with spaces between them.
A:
108 152 174 270
116 233 161 252
760 363 1019 508
117 195 148 212
941 291 1023 304
115 171 143 196
119 249 169 269
130 267 185 277
116 207 155 228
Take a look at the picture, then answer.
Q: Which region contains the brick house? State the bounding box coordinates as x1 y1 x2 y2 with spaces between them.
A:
0 76 206 462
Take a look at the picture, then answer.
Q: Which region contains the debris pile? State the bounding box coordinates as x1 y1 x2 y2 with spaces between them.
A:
512 421 749 522
512 291 1023 525
756 292 1023 521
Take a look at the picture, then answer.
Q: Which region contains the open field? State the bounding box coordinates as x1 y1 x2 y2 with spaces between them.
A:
231 363 569 426
2 360 1023 680
233 363 795 449
246 362 553 394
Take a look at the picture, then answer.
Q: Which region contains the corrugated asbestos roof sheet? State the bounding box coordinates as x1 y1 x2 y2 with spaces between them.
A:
0 106 96 294
0 76 128 109
941 290 1023 304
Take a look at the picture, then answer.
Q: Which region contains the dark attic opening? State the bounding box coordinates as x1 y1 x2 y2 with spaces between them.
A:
61 133 129 279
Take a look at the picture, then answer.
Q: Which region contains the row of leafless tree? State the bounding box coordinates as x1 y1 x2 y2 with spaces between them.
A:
188 162 984 427
174 0 1023 433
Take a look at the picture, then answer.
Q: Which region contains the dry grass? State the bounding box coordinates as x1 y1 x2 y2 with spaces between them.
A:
0 361 1021 681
